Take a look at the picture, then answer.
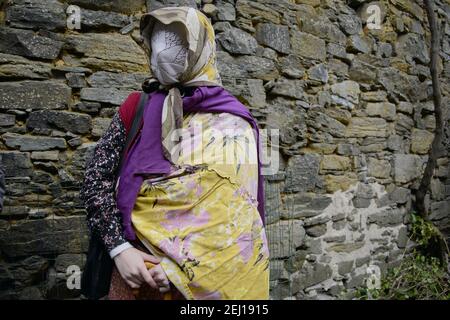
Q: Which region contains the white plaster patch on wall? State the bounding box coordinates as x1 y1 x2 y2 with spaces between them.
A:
285 181 408 299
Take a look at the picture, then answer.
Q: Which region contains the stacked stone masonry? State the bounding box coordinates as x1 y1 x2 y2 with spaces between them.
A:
0 0 449 300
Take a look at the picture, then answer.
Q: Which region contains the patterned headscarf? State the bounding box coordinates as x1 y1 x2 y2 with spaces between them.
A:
140 6 222 164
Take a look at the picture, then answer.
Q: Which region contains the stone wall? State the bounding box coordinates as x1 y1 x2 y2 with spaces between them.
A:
0 0 449 300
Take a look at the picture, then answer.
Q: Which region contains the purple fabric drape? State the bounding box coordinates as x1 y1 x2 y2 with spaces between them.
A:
116 86 265 240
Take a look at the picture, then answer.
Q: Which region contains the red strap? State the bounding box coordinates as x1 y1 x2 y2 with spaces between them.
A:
118 91 141 134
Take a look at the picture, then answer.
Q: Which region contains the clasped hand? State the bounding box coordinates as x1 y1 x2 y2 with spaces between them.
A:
114 247 170 293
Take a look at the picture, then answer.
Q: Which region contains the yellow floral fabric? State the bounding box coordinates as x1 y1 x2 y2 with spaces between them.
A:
131 112 269 300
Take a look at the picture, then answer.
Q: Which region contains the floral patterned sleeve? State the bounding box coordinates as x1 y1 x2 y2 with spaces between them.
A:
80 112 128 252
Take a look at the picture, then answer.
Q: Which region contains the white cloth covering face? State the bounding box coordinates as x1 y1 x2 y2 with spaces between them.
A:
150 21 189 85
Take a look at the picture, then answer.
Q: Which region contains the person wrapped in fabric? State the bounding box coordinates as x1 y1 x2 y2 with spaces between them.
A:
80 6 269 300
